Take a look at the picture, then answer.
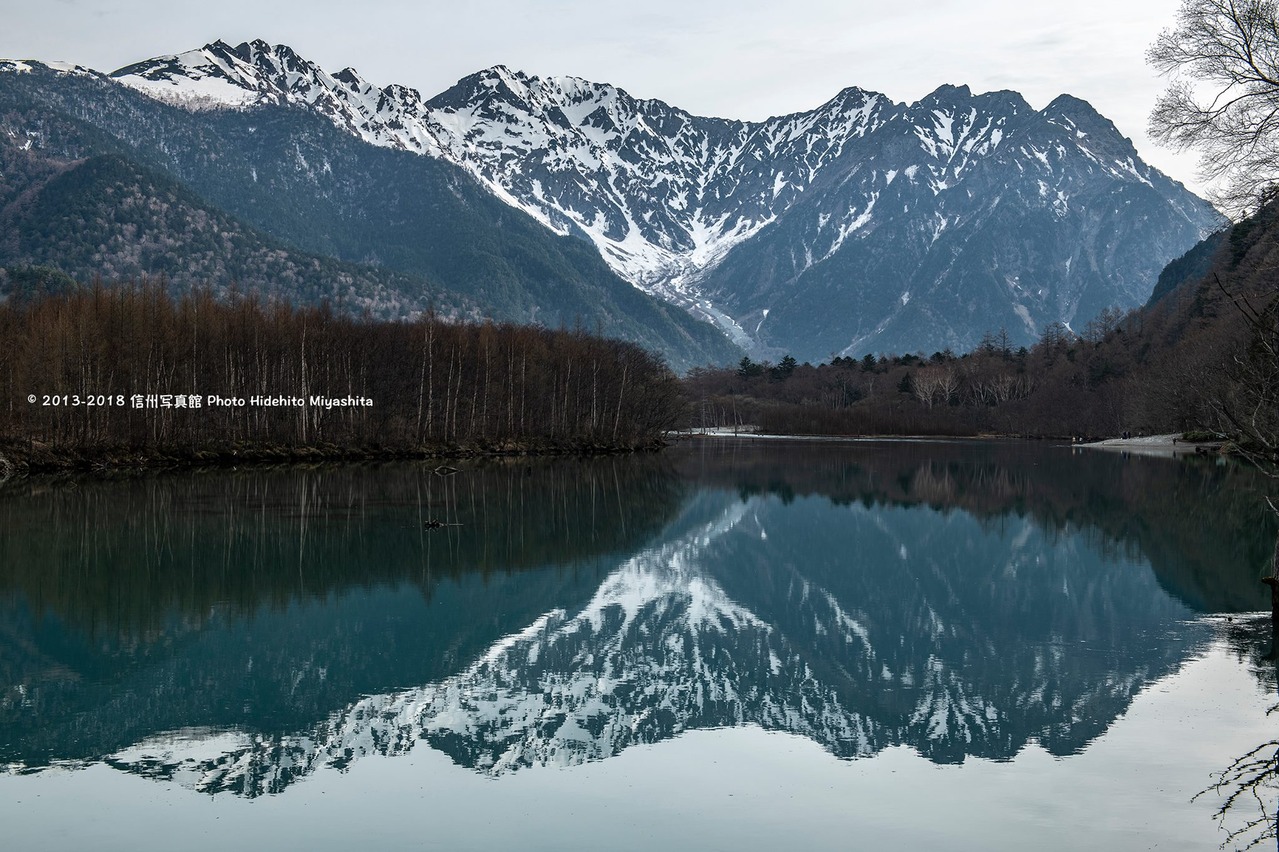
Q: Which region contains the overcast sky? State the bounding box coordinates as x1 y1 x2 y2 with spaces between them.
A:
2 0 1207 195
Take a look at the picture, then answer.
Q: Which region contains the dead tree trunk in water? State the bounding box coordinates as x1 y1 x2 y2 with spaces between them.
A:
1266 532 1279 629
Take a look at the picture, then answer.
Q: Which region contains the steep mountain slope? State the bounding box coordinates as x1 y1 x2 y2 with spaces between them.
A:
420 74 1221 358
103 40 1223 358
1110 195 1279 438
0 147 468 317
0 58 741 370
702 91 1222 356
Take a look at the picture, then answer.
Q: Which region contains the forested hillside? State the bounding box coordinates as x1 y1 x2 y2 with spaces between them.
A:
0 151 470 319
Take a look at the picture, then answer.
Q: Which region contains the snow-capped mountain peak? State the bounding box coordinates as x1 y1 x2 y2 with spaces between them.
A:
112 41 266 108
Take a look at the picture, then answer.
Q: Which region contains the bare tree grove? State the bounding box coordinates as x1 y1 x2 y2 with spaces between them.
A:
0 283 684 458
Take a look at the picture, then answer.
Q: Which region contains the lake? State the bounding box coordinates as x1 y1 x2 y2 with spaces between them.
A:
1 438 1276 850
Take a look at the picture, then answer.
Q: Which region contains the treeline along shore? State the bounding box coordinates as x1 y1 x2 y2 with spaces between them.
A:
0 281 684 471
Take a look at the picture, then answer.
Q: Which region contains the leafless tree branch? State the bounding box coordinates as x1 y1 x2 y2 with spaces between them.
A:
1150 1 1279 214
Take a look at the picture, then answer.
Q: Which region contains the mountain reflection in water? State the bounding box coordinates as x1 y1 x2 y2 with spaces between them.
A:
0 439 1273 799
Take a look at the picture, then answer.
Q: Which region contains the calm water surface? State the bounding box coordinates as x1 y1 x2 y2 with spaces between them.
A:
1 439 1276 850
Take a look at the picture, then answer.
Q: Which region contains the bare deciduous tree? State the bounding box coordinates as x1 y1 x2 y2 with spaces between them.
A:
1149 0 1279 214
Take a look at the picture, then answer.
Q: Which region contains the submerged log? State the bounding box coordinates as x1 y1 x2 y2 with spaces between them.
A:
1266 533 1279 627
1265 575 1279 626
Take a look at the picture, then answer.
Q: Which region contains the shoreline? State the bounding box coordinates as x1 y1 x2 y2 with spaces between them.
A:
0 437 665 479
677 429 1228 458
675 430 1002 444
0 431 1228 480
1075 433 1216 458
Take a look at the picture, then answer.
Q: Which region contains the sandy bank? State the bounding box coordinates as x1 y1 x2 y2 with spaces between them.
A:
1077 434 1216 458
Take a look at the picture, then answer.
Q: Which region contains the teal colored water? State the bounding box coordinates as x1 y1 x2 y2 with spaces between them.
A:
1 439 1275 849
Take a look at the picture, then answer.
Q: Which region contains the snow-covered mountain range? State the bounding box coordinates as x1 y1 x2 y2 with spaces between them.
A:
106 40 1224 357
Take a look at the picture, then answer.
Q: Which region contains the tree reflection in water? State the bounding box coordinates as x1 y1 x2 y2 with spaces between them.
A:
1202 618 1279 850
3 437 1278 843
